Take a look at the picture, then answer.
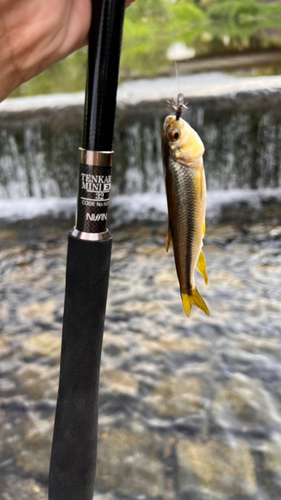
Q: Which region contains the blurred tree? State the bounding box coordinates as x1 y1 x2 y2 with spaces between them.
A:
10 0 281 97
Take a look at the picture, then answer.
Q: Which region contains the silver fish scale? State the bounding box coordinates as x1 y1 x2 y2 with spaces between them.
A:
169 158 201 293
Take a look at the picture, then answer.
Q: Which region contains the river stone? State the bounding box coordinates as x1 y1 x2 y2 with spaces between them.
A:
145 375 204 418
205 223 241 243
0 378 17 397
230 335 281 354
114 300 167 315
212 373 281 434
0 474 48 500
0 302 9 323
103 333 128 356
136 245 165 256
0 336 7 349
210 270 245 289
100 369 139 396
19 300 57 323
262 439 281 499
248 222 277 239
246 297 281 314
154 267 178 287
145 336 210 355
95 494 116 500
14 364 59 401
0 334 11 360
263 440 281 474
96 429 164 497
23 332 61 362
111 245 130 262
16 415 53 479
0 229 18 241
177 438 256 497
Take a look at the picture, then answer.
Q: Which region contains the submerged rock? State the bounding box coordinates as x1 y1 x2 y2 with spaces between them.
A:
145 375 207 419
96 429 164 497
177 438 257 498
100 369 139 397
18 300 57 324
22 332 61 363
212 374 281 435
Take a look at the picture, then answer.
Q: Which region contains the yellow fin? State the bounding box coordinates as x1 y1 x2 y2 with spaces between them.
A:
166 226 172 252
196 250 208 285
181 288 210 317
202 220 205 238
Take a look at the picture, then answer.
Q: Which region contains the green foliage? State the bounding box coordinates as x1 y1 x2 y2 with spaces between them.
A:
208 0 259 22
169 0 206 25
207 0 281 21
121 0 206 76
125 0 169 21
257 2 281 17
10 0 281 97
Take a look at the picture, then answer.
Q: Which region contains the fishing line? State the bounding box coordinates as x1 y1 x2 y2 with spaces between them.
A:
173 46 181 96
167 5 181 103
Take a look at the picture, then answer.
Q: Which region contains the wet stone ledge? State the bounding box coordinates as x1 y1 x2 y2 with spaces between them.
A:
1 77 281 199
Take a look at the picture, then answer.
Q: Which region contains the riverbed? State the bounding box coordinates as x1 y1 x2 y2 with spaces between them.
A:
1 213 281 500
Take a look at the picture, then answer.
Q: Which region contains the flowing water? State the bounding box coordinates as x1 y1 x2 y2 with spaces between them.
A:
1 77 281 499
0 217 281 500
1 73 281 200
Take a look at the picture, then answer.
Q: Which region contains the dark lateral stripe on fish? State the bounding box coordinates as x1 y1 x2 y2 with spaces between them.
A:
185 179 195 296
169 157 196 295
183 167 196 296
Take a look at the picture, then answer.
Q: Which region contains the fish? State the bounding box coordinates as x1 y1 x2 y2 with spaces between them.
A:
162 95 210 317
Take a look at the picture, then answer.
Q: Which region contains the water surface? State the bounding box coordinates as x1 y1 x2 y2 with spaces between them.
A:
0 216 281 499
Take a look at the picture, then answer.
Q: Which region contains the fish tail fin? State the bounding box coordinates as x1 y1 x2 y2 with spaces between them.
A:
181 288 210 317
196 249 208 285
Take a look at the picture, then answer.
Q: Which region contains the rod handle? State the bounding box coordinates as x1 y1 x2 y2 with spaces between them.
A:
48 234 112 500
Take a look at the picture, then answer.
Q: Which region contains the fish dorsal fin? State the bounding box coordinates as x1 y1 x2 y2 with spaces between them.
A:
166 225 173 252
196 250 208 285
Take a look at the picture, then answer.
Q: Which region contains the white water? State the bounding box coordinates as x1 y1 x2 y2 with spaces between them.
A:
1 76 281 225
1 188 281 226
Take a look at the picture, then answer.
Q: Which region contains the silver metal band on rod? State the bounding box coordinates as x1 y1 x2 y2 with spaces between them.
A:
79 148 114 167
71 228 111 241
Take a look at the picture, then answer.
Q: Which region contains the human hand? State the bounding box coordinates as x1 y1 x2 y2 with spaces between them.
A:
0 0 132 102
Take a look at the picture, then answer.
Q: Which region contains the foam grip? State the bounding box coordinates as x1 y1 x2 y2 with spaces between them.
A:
48 233 112 500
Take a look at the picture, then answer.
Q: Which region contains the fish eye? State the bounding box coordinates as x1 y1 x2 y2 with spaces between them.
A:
169 129 180 141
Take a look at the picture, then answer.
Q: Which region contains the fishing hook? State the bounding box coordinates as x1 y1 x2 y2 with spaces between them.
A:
167 93 188 120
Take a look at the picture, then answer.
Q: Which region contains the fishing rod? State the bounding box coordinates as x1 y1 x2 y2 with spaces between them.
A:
48 0 125 498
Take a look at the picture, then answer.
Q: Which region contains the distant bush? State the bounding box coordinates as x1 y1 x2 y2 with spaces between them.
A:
10 0 281 97
257 2 281 17
170 0 206 25
208 0 259 22
121 0 206 76
125 0 169 22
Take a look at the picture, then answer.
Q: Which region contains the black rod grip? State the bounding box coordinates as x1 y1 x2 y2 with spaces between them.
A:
49 234 112 500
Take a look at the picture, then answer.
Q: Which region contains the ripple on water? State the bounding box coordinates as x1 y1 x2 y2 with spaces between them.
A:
0 221 281 499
